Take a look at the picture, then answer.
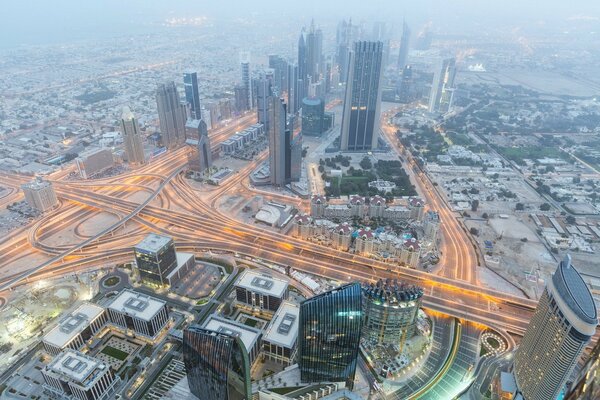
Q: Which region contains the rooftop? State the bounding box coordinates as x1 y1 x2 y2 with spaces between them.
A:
202 315 261 353
134 234 173 254
235 269 289 298
263 301 299 349
43 303 105 349
107 289 166 322
47 350 107 386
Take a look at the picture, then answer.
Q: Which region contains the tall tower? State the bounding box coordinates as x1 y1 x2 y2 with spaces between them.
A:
269 97 287 186
305 20 323 85
183 72 201 120
298 282 362 389
340 41 384 152
297 30 307 107
240 52 253 109
513 255 598 400
194 119 211 173
183 325 252 400
121 107 145 164
256 78 272 132
156 82 187 148
428 58 457 113
397 20 411 70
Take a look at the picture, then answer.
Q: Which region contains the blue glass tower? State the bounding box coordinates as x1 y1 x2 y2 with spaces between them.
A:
183 325 252 400
298 282 362 389
184 72 202 120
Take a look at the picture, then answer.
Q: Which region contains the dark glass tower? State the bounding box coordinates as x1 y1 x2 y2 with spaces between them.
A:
301 97 325 136
298 282 362 389
340 41 384 151
183 72 201 120
133 234 177 286
156 82 187 148
183 326 251 400
397 21 411 71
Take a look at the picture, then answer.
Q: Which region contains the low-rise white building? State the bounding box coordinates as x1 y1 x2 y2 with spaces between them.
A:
262 301 299 365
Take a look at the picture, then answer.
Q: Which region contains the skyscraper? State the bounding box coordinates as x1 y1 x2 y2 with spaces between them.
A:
298 282 362 389
301 97 325 136
428 57 456 113
120 107 145 164
297 30 307 106
565 338 600 400
340 41 384 152
234 85 250 113
305 20 323 85
183 325 252 400
269 55 289 96
187 119 212 173
269 96 287 186
240 52 253 109
134 234 178 286
397 20 411 70
257 78 272 132
156 82 187 148
183 72 201 120
336 19 358 84
513 255 598 400
287 63 299 114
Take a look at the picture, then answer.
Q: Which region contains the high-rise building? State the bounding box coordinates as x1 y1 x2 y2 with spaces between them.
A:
121 106 146 164
241 52 253 109
257 78 272 131
134 234 178 286
183 72 201 120
336 19 357 84
340 41 384 152
301 97 325 136
513 255 598 400
287 63 299 114
234 85 250 112
269 96 287 186
305 20 323 85
297 31 307 106
42 350 118 400
566 338 600 400
299 282 363 389
428 58 456 113
397 20 411 70
234 269 290 313
398 65 414 104
362 280 423 349
269 54 289 96
156 82 187 148
186 119 212 174
183 325 252 400
21 178 58 212
75 148 114 179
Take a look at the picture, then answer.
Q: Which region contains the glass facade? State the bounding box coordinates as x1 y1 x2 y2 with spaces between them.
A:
301 97 325 136
134 239 177 285
298 282 362 389
184 72 202 120
183 326 251 400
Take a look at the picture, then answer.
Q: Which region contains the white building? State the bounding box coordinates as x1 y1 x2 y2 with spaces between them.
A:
107 289 169 339
21 177 58 212
262 301 299 365
75 148 114 179
43 303 107 356
234 270 289 312
42 350 118 400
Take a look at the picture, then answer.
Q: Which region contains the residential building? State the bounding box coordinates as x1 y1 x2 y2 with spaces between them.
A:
107 289 169 339
121 107 145 164
340 41 384 151
269 96 286 186
299 282 362 389
241 52 253 109
21 177 58 212
156 81 187 148
513 255 598 400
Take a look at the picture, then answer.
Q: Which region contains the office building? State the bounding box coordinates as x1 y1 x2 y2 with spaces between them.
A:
362 280 423 349
134 234 178 286
299 282 363 389
186 119 212 173
566 338 600 400
234 85 250 112
428 58 457 113
156 82 187 148
75 148 114 179
301 97 325 136
269 96 287 186
183 325 252 400
287 63 299 114
305 20 323 85
263 301 300 366
297 30 307 105
42 350 118 400
398 65 414 104
107 289 169 339
120 107 146 164
397 20 411 70
202 315 262 366
257 78 272 131
183 72 202 120
269 54 289 96
241 52 253 109
234 269 289 312
513 255 598 400
21 178 58 212
336 19 357 84
43 303 107 356
340 41 384 151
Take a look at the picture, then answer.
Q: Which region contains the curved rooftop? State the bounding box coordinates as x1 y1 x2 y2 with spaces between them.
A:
552 254 597 326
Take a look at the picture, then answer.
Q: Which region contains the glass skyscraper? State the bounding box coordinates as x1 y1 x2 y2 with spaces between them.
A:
340 41 384 151
133 234 177 286
183 72 202 120
298 282 362 389
183 325 252 400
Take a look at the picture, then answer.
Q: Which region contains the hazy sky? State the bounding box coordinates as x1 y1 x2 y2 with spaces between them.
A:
2 0 600 48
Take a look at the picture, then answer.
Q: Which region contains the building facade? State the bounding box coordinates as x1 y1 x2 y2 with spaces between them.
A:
513 255 598 400
565 338 600 400
183 72 202 120
21 178 58 212
121 107 145 164
134 234 178 286
241 52 253 109
397 20 411 71
107 289 169 339
183 325 252 400
428 58 457 114
301 97 325 136
299 282 363 389
75 148 114 179
234 270 289 313
156 82 187 148
262 301 300 366
340 41 384 151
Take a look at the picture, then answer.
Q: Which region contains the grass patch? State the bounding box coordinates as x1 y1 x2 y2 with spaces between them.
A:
244 318 258 327
270 387 303 395
196 298 209 306
103 276 120 287
101 346 129 361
